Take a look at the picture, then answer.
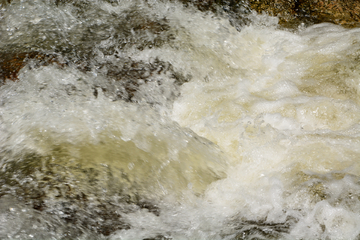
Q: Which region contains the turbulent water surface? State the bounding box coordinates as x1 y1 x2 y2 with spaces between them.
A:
1 0 360 239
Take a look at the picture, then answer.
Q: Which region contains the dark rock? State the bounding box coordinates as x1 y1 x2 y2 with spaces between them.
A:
0 135 226 238
173 0 252 30
0 52 66 82
0 151 155 238
0 50 188 103
0 0 185 103
233 221 289 239
103 57 190 102
143 236 172 240
175 0 248 13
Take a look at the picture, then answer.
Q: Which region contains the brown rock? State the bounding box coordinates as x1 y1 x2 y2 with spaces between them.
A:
3 0 360 27
0 52 37 81
0 52 66 82
309 0 360 26
174 0 360 28
248 0 360 27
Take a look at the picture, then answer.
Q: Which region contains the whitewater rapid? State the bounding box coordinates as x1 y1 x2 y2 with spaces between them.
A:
1 0 360 239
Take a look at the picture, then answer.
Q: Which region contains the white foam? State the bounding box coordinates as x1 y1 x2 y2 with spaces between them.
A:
1 0 360 239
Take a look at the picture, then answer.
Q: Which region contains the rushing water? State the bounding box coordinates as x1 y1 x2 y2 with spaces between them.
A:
1 0 360 239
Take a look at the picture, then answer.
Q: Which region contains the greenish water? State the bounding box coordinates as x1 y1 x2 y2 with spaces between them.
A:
1 0 360 239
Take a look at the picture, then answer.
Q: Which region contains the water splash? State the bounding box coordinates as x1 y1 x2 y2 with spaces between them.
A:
1 0 360 239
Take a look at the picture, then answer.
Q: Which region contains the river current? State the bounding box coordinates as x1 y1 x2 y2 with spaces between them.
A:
1 0 360 239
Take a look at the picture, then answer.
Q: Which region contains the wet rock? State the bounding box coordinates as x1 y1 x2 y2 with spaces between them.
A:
0 50 188 104
0 0 185 102
0 131 226 238
3 0 360 28
173 0 252 30
102 57 190 102
0 52 66 83
175 0 248 13
175 0 360 28
233 220 291 239
0 151 156 238
143 236 172 240
248 0 360 28
307 0 360 27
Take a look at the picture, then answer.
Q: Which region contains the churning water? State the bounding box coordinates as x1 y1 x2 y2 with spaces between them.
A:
1 0 360 239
